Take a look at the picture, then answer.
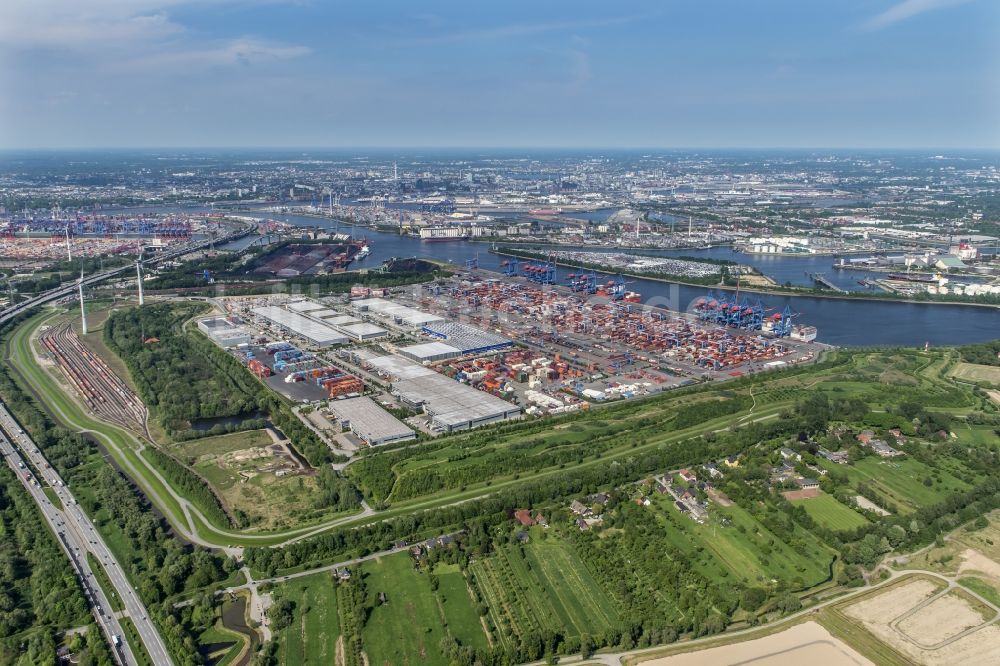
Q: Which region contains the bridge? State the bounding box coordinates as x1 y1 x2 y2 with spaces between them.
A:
809 273 845 293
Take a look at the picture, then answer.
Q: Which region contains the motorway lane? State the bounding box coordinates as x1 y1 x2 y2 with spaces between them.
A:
0 403 173 666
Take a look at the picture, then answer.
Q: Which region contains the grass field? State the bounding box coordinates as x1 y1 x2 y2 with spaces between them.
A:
791 493 868 531
952 362 1000 386
362 553 450 666
651 494 835 588
470 532 620 651
958 577 1000 608
276 572 340 665
842 456 973 512
433 563 490 651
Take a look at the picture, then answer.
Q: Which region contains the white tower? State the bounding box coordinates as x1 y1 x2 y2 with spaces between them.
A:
688 216 693 240
136 261 145 305
393 162 398 181
65 225 73 261
78 275 88 335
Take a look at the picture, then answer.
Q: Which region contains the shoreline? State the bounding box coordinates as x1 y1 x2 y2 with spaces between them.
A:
490 248 1000 310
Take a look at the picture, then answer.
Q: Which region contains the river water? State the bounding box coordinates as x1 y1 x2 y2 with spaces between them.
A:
116 204 998 347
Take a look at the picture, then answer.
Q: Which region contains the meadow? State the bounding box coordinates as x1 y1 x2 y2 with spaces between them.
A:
791 493 868 531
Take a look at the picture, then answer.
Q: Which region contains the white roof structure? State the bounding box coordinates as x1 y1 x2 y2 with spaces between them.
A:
339 322 388 340
393 373 520 431
309 308 340 319
286 299 327 313
327 397 414 446
398 341 461 363
421 321 511 353
252 306 348 347
323 314 361 325
351 298 442 327
364 354 436 380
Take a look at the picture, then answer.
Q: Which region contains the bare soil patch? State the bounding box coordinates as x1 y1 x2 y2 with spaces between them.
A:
782 487 820 500
637 621 873 665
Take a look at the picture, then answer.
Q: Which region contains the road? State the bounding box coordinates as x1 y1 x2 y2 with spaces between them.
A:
0 402 173 666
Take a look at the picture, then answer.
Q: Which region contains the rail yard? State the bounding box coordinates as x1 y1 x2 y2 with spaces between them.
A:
38 321 148 435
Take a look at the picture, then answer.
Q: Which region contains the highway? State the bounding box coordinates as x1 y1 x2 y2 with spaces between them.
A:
0 402 173 666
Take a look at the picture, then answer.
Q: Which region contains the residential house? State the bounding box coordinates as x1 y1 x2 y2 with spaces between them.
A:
678 469 697 483
570 500 591 516
779 447 801 461
795 478 820 490
514 509 535 527
857 430 875 445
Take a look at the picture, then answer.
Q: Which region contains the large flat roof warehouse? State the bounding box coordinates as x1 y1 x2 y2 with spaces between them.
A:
352 297 443 327
286 299 327 313
398 341 461 363
251 305 348 347
364 354 437 381
309 308 340 319
421 321 512 354
327 397 415 446
322 314 361 325
393 372 521 432
338 322 388 341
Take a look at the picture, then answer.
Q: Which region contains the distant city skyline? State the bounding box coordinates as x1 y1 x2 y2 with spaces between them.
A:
1 0 997 149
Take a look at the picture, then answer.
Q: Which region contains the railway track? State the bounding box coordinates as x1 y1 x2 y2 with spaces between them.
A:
39 322 148 436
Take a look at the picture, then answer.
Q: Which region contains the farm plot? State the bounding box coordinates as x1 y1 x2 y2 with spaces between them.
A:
362 553 449 666
952 362 1000 386
790 493 868 531
470 539 619 651
432 563 490 651
849 456 972 512
840 577 1000 665
275 573 339 665
652 495 834 588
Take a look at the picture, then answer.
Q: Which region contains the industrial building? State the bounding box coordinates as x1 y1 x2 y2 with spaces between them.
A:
420 321 512 354
338 322 388 341
398 341 462 363
354 350 521 431
251 305 348 347
351 297 443 327
327 397 415 446
393 372 521 432
324 314 361 326
197 317 252 348
286 299 327 313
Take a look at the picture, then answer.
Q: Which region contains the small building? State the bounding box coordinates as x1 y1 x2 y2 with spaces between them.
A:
514 509 535 527
678 469 697 483
515 531 530 544
856 430 875 444
869 440 903 458
779 447 801 461
723 454 741 468
569 500 591 516
796 478 820 489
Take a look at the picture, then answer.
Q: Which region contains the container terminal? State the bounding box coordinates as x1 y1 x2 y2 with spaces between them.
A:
190 264 821 458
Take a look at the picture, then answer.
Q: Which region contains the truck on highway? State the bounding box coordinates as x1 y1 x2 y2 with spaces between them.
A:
112 635 120 647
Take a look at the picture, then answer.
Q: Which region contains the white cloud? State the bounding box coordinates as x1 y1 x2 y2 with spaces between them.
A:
0 1 308 67
862 0 976 31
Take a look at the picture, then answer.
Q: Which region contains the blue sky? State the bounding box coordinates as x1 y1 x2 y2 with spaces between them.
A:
0 0 997 149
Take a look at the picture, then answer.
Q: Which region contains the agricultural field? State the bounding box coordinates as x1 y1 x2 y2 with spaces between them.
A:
952 362 1000 386
433 563 490 652
650 494 835 588
790 492 868 531
470 533 620 652
835 456 974 513
834 576 1000 665
275 573 340 665
361 553 451 666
